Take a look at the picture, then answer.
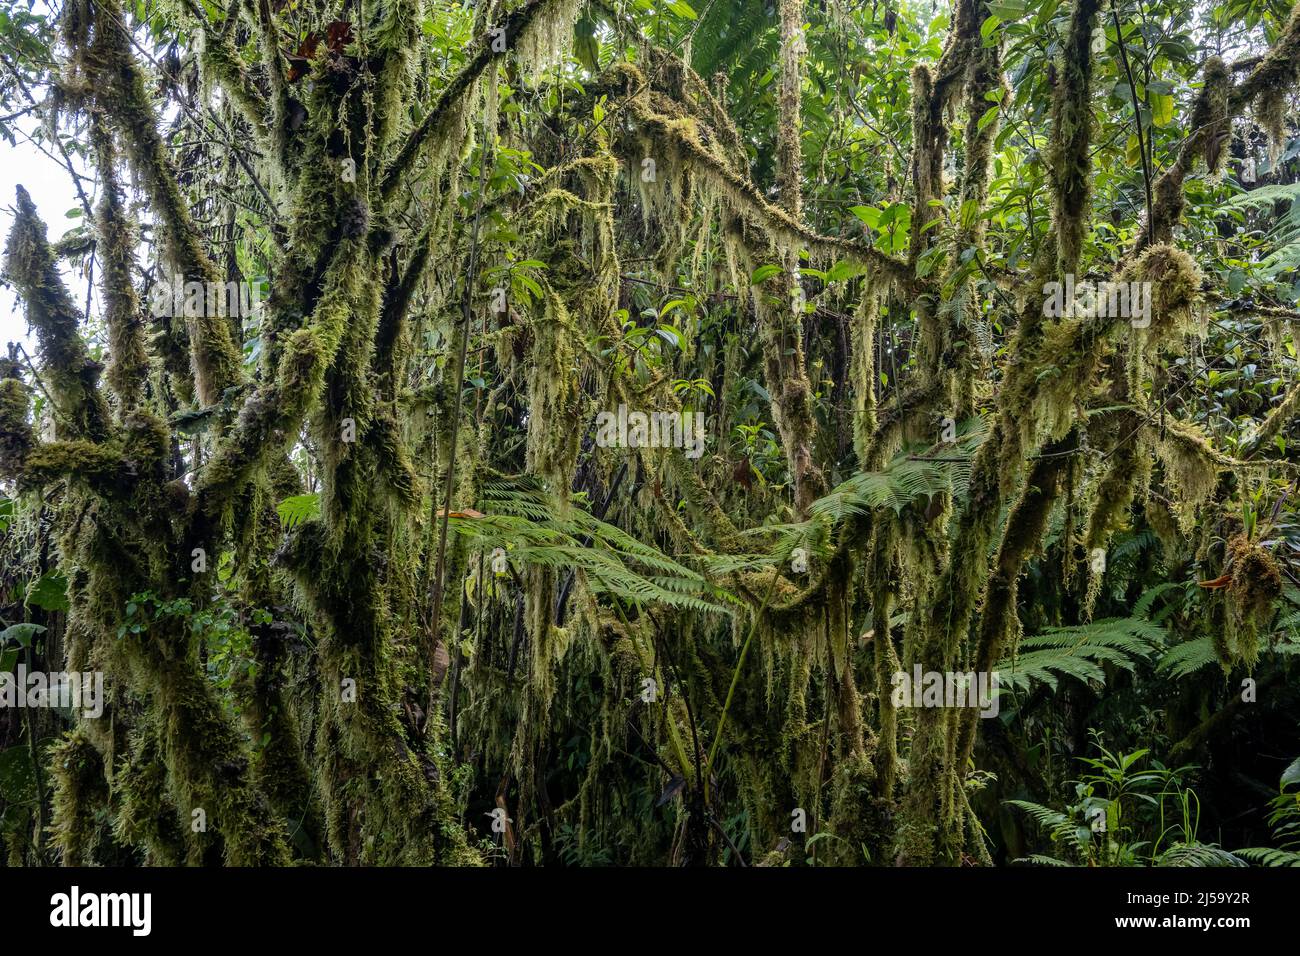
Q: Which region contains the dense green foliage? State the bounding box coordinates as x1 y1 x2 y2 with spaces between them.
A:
0 0 1299 866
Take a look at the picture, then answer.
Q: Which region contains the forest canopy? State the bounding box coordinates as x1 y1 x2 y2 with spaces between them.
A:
0 0 1299 868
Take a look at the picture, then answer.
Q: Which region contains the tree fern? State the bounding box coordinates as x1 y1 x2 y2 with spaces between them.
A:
1133 581 1185 620
690 0 776 80
1236 847 1300 866
809 419 987 524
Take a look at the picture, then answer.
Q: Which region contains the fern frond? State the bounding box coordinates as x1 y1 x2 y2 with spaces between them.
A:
1224 182 1300 211
1012 853 1074 866
1007 800 1092 857
1133 581 1185 618
999 616 1165 692
997 650 1106 692
1234 847 1300 867
1157 637 1219 678
276 493 320 530
453 477 736 616
1155 843 1246 867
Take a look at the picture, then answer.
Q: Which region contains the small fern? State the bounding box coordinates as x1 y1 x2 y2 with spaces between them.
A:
276 493 321 530
1235 756 1300 866
1007 799 1093 862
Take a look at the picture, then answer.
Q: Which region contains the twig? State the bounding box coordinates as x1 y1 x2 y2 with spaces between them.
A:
1111 3 1154 235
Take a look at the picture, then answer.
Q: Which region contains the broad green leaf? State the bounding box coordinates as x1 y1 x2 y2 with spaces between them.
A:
1151 92 1174 127
849 205 882 229
26 572 68 612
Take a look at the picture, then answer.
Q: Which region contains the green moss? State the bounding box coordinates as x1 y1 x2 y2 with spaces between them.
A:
1151 420 1220 531
1223 533 1282 668
1191 57 1231 175
22 440 126 490
48 728 109 865
1047 0 1102 274
113 725 186 865
0 377 34 477
3 186 111 440
1123 243 1202 338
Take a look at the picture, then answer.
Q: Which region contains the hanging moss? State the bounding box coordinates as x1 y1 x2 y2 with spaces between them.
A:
0 377 35 476
48 728 110 865
1151 421 1221 532
1223 533 1282 668
1190 56 1231 176
1080 426 1141 615
1123 244 1202 339
113 725 187 865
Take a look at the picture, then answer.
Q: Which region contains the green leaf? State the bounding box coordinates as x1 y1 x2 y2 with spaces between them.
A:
750 264 782 284
667 0 697 19
0 623 45 648
655 325 683 348
25 572 68 612
985 1 1026 22
1151 92 1174 127
1281 756 1300 787
849 205 882 230
277 494 321 531
826 261 865 283
976 104 1000 135
574 15 600 73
